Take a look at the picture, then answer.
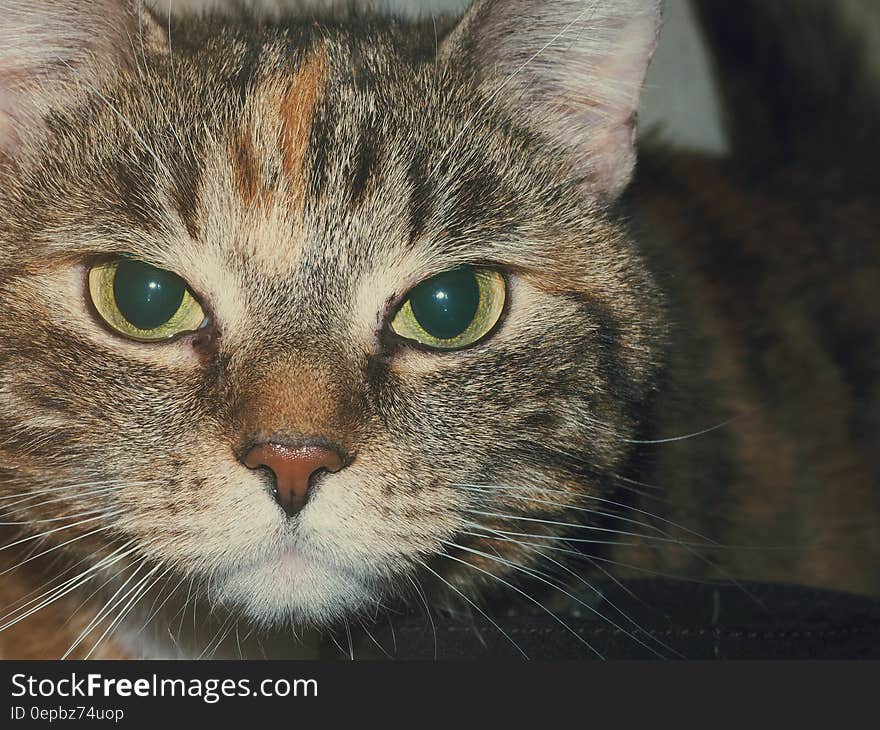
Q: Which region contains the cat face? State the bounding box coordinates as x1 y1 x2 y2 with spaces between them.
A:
0 1 664 629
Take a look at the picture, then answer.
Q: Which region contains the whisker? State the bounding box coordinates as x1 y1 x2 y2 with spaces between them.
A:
61 535 164 633
417 559 528 659
344 618 355 661
404 573 437 660
556 413 741 446
458 485 709 550
198 611 236 660
464 494 769 609
0 523 120 578
174 575 197 647
626 417 741 445
459 526 683 659
440 549 604 659
613 473 664 492
326 627 349 659
0 543 138 633
458 482 719 546
0 506 121 526
63 559 145 634
0 480 147 508
463 508 717 547
443 539 667 657
0 537 128 622
235 623 244 660
579 552 653 608
84 563 165 660
63 558 154 659
135 570 191 645
464 523 641 548
0 510 125 554
357 617 393 660
556 543 744 586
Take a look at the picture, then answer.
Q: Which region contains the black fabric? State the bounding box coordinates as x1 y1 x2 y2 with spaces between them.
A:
325 581 880 659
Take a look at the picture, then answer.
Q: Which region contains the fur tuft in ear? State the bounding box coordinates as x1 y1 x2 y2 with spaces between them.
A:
445 0 662 200
0 1 164 157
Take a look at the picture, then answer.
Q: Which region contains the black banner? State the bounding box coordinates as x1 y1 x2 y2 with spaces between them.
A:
0 661 876 724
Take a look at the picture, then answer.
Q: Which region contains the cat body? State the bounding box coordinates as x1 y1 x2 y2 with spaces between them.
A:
0 0 876 659
622 1 880 595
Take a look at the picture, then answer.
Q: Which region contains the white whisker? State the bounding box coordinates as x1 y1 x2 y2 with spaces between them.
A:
0 543 138 633
463 508 717 547
458 525 683 659
417 559 528 659
440 549 604 659
84 563 165 660
64 558 155 659
0 523 120 578
443 538 669 659
0 510 125 555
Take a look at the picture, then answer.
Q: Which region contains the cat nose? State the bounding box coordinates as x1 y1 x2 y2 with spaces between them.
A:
243 443 345 517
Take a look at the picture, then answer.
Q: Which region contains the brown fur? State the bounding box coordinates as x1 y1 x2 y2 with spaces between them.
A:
278 48 329 208
619 150 880 595
231 132 267 209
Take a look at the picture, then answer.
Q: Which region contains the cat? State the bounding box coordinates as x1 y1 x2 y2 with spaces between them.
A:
0 0 877 659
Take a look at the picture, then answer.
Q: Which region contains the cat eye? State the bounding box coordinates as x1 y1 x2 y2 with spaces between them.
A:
390 267 506 350
88 258 207 342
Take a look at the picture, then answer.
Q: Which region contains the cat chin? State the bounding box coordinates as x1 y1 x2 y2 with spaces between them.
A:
214 549 377 627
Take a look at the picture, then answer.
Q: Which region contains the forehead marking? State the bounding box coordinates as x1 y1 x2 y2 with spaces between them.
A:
229 46 328 214
277 47 329 211
231 132 267 210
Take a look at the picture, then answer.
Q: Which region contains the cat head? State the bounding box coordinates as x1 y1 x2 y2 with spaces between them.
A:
0 0 664 629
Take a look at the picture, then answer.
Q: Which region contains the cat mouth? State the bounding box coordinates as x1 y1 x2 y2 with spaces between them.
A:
276 544 320 571
215 543 377 626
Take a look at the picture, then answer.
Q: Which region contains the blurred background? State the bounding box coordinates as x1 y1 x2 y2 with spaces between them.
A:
166 0 880 155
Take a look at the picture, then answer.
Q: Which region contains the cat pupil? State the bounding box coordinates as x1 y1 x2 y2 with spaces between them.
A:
112 259 186 331
409 267 480 340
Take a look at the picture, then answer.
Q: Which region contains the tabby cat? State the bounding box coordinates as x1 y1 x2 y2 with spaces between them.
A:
0 0 877 659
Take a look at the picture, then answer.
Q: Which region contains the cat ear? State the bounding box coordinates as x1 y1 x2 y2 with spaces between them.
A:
444 0 662 200
0 1 165 157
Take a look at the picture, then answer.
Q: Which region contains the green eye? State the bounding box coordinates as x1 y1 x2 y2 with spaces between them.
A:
88 258 206 342
390 267 506 350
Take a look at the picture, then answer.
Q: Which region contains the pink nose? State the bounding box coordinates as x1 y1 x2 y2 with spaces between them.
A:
243 444 344 516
